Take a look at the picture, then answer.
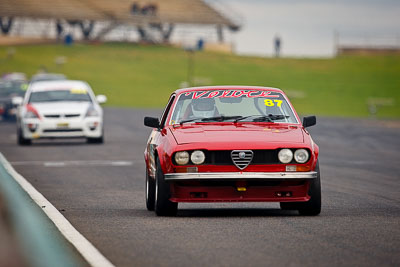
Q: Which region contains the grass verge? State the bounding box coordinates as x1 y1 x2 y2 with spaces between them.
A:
1 43 399 118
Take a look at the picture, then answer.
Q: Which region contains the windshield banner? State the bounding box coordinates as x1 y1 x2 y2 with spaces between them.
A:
184 90 280 99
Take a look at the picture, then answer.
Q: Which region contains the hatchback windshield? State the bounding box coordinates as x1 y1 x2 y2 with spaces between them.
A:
170 89 298 124
29 88 91 103
0 81 27 97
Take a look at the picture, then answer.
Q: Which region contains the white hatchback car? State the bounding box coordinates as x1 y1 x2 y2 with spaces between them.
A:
15 80 106 145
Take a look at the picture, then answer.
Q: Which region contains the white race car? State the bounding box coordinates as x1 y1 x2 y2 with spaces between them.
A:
15 80 106 145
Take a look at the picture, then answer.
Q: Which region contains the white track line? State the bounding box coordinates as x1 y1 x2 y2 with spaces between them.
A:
10 160 136 167
0 153 115 267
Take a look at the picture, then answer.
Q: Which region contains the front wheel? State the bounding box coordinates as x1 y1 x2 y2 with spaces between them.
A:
145 170 155 211
87 131 104 144
280 161 321 216
154 157 177 216
298 163 321 215
17 127 31 146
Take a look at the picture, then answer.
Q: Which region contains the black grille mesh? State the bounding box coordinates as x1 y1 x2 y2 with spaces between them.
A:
204 150 280 165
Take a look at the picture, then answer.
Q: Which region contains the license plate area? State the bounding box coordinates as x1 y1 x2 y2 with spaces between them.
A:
56 122 69 128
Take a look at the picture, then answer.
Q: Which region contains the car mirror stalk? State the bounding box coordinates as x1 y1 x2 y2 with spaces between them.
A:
303 116 316 128
144 117 160 129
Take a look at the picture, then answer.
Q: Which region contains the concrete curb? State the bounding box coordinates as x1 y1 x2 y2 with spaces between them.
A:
0 153 115 267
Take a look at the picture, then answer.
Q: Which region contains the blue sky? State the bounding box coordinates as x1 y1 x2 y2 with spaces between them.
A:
215 0 400 57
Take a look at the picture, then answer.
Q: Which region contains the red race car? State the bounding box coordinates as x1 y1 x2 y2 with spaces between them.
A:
144 86 320 216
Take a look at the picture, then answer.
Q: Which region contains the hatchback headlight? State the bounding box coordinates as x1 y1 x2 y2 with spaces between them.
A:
85 106 99 117
278 149 293 164
191 150 205 165
175 151 189 165
294 149 309 163
24 110 39 119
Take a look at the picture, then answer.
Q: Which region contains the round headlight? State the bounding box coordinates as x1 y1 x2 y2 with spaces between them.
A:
24 110 39 119
175 151 189 165
191 150 205 165
294 149 309 163
278 149 293 164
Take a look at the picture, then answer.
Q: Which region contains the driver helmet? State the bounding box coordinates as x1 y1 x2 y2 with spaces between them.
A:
191 98 216 118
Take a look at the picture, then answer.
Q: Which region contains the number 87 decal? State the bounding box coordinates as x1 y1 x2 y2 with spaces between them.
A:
264 99 283 107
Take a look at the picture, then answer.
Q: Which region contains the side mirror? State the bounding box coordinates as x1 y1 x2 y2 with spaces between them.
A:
96 95 107 104
144 117 160 128
303 116 316 128
12 96 23 106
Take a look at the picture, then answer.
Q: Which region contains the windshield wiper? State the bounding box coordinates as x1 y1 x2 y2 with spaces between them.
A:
253 114 289 122
234 115 261 122
180 115 243 125
180 117 203 125
234 114 289 123
201 115 243 122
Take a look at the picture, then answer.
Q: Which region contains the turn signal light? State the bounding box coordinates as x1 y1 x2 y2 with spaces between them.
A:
296 165 310 172
285 165 311 172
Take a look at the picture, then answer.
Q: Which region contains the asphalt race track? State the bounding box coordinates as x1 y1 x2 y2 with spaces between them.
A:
1 107 399 266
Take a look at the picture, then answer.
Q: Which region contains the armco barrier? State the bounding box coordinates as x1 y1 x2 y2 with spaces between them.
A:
0 153 84 267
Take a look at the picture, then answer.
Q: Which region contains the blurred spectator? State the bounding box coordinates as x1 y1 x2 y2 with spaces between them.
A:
56 20 63 40
197 39 204 51
64 33 73 46
146 4 158 15
131 3 139 14
274 35 281 57
131 2 157 16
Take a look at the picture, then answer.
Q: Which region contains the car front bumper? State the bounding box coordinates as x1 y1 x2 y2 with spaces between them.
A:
21 118 103 139
166 171 317 203
165 171 317 181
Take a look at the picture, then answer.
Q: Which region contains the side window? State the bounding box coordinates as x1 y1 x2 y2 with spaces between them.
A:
159 94 176 128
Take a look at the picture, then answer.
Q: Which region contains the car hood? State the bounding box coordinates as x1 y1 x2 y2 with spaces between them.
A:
170 123 304 146
30 102 92 116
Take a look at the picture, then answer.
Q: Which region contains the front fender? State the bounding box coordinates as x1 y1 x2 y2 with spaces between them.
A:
145 127 177 177
312 142 319 171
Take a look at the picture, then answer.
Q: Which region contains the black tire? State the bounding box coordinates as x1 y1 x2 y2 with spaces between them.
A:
280 161 321 216
17 127 31 146
155 157 177 216
145 170 155 211
87 135 104 144
280 202 300 210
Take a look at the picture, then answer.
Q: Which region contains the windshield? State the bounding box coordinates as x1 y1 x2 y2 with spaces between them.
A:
169 89 298 125
0 81 27 97
29 88 92 103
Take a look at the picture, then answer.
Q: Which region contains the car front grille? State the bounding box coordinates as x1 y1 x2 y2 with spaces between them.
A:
204 150 280 165
44 114 61 118
43 114 80 119
65 114 80 118
231 150 254 170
